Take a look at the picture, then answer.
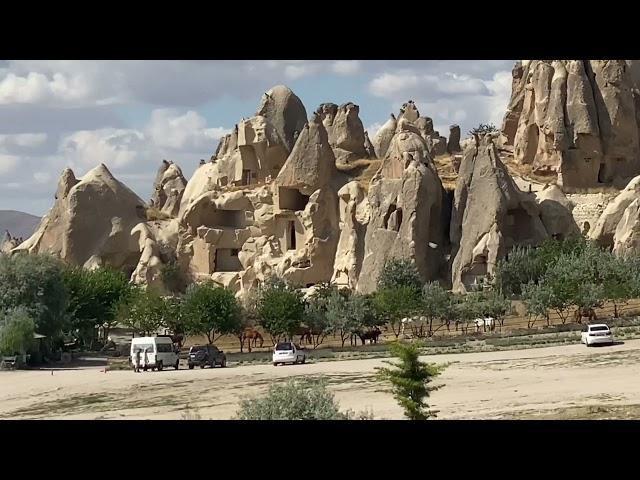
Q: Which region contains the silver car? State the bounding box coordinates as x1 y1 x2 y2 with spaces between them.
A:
272 342 306 366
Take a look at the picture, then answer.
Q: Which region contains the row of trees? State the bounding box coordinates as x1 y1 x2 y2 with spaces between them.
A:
494 236 640 326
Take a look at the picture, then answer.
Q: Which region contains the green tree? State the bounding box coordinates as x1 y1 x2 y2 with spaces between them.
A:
182 281 241 344
63 266 132 347
376 342 443 420
0 253 68 341
116 287 166 336
256 278 305 343
468 123 498 137
303 294 332 349
325 291 374 347
373 286 422 338
482 291 511 328
235 377 351 420
421 282 450 336
522 281 553 327
0 308 35 356
455 292 484 334
377 259 422 291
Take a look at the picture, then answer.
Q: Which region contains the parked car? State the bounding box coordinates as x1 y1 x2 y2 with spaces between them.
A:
272 342 306 366
130 336 180 371
581 324 614 347
188 345 227 369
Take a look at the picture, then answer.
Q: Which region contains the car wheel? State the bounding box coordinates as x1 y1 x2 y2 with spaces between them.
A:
157 361 163 371
200 364 205 369
174 360 179 370
143 366 148 372
273 362 278 366
221 359 227 368
189 364 194 370
301 356 306 364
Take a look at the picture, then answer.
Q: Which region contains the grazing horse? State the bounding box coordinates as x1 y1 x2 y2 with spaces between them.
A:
351 327 383 345
239 328 264 353
474 317 495 333
574 307 597 324
294 327 313 345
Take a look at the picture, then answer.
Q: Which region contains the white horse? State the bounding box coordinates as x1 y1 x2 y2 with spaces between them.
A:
474 317 495 333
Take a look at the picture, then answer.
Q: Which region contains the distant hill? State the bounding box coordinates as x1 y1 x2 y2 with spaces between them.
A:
0 210 41 239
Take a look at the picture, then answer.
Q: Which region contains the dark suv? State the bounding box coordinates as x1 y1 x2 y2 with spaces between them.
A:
188 345 227 369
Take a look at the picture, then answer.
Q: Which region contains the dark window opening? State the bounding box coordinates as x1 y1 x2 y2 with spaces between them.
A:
231 249 239 257
242 169 252 186
214 249 242 272
598 163 606 183
288 221 296 250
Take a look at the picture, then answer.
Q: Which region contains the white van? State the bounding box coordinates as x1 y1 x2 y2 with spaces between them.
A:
130 336 180 371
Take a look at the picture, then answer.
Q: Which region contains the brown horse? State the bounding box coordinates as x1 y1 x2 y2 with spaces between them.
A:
351 327 382 346
295 327 313 345
238 328 264 353
574 307 598 324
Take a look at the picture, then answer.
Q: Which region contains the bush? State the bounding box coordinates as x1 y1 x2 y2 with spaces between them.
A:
235 377 350 420
377 259 422 291
0 253 67 340
468 123 498 137
0 308 35 356
160 260 189 294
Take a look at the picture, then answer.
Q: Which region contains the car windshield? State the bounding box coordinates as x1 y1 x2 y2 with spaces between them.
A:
157 343 174 352
190 346 207 352
275 342 293 351
590 326 609 331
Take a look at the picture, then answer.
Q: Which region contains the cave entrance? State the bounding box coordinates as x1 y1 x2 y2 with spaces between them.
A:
214 248 242 272
278 187 310 211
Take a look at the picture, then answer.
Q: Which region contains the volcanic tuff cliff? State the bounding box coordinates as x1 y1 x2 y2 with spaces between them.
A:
12 64 640 297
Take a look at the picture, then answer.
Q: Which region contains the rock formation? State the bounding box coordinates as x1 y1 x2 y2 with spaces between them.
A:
447 125 462 154
502 60 640 188
151 160 187 217
256 85 307 153
612 198 640 255
450 135 548 293
534 184 580 239
1 231 22 254
589 175 640 247
327 102 368 165
372 114 397 158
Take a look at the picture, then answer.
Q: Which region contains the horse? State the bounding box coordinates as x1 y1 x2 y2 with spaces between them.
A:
351 327 383 345
238 328 264 353
574 307 597 324
294 327 313 345
473 317 495 333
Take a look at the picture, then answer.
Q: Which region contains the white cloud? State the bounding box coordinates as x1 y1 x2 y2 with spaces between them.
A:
0 133 47 149
0 72 92 106
60 129 145 169
33 171 52 184
332 61 361 76
0 154 18 175
146 109 229 151
368 72 489 99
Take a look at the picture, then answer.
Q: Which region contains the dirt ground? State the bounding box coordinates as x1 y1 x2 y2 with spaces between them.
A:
2 339 640 420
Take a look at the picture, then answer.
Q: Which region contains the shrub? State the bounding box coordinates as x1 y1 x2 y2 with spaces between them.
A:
235 377 350 420
182 281 241 344
0 308 35 356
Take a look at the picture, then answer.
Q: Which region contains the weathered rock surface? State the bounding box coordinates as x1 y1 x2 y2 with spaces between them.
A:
151 160 187 217
372 114 397 158
256 85 308 153
534 184 580 239
357 150 445 293
450 136 548 293
503 60 640 188
612 198 640 255
589 176 640 248
447 125 462 154
329 102 368 165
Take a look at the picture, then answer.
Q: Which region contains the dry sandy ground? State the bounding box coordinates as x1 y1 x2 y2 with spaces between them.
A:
2 339 640 420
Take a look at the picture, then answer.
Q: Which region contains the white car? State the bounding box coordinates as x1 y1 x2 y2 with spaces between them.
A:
130 336 180 371
581 324 614 347
272 342 306 366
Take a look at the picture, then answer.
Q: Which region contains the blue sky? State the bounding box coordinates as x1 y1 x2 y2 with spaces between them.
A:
0 60 515 216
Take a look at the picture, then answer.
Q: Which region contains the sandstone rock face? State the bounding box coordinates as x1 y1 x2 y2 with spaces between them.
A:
399 100 420 122
612 198 640 255
151 160 187 217
534 184 580 239
447 125 462 154
503 60 640 188
589 175 640 247
372 114 397 158
256 85 308 153
331 181 370 289
328 102 368 165
275 113 337 195
356 151 445 294
451 136 548 293
364 131 376 158
15 164 149 273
